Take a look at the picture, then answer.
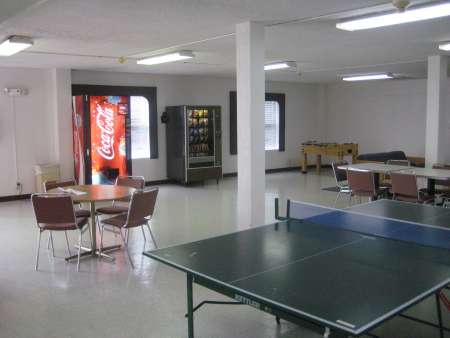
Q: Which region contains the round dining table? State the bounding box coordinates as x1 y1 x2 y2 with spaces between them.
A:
48 184 135 261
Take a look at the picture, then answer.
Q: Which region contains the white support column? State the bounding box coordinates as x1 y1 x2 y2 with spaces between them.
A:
236 22 265 227
50 69 74 179
425 55 448 167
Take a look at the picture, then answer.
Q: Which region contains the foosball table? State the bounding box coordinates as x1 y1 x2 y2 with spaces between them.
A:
301 142 358 174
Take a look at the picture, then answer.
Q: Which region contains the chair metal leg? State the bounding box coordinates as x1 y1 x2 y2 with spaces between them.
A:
47 231 52 249
96 215 101 235
120 228 134 269
140 225 147 242
77 230 82 272
334 191 341 207
99 224 104 256
87 223 93 249
348 194 352 207
146 222 158 248
64 231 72 256
35 230 42 271
47 231 55 257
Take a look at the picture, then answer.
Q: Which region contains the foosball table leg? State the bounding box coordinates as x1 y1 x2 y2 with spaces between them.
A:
316 154 322 175
302 152 307 173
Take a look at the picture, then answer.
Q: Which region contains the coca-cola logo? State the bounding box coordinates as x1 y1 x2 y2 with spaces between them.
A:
96 103 115 160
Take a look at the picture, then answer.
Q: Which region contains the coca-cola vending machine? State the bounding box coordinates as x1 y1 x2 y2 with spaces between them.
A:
72 95 131 184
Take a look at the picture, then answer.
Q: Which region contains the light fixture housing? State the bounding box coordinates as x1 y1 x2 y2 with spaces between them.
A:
264 61 297 71
439 42 450 51
0 36 33 56
137 50 194 65
336 2 450 31
342 73 394 82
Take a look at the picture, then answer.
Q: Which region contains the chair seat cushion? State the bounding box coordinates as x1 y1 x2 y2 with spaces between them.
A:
40 217 88 231
102 214 146 228
96 205 128 215
75 209 91 218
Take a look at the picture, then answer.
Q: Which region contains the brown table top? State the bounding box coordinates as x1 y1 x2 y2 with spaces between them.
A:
48 184 135 203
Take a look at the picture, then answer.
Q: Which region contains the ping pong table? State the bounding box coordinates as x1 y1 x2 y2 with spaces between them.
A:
143 199 450 337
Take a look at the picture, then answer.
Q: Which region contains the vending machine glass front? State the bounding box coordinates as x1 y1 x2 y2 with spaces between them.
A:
187 108 215 168
90 96 130 184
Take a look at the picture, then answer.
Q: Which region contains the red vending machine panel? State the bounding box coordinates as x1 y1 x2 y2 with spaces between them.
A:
89 96 129 184
72 96 86 184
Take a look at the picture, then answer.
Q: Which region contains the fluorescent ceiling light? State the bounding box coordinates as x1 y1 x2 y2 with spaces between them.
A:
439 42 450 51
337 2 450 31
137 50 194 65
0 36 33 56
342 73 394 82
264 61 297 71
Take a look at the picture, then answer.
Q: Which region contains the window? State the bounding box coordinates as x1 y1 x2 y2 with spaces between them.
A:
229 91 285 154
130 96 150 159
264 101 280 150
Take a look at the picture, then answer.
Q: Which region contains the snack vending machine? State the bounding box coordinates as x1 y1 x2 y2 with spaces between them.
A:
164 106 222 184
72 95 131 185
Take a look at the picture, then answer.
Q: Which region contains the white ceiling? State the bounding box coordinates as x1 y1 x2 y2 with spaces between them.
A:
0 0 449 83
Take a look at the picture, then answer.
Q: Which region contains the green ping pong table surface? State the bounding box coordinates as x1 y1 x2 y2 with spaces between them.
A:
143 199 450 337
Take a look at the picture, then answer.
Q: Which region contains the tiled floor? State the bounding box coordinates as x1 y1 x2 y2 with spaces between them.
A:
0 170 448 338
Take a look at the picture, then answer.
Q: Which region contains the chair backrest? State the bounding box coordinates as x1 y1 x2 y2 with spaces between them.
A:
31 193 76 226
125 188 159 228
433 163 450 170
43 179 76 192
432 164 450 187
331 161 348 185
347 169 376 197
115 176 145 189
386 159 410 166
390 172 419 202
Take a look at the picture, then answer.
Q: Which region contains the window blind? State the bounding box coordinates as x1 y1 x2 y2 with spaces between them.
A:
264 101 280 150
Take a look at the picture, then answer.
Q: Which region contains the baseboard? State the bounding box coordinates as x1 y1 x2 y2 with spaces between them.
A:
266 166 301 174
0 193 31 202
145 179 176 186
223 166 303 178
142 165 326 185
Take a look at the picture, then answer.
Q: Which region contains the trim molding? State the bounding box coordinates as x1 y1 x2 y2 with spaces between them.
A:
0 194 31 202
224 166 306 178
145 179 176 186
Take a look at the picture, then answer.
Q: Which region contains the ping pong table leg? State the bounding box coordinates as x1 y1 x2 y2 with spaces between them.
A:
436 292 444 338
187 273 194 338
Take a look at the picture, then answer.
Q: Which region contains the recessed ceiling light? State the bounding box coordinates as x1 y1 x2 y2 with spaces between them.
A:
264 61 297 71
137 50 194 65
0 36 33 56
337 2 450 31
439 42 450 51
342 73 394 82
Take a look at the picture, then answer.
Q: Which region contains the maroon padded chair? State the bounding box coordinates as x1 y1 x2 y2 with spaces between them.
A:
43 180 91 218
31 193 91 271
96 176 145 215
390 172 433 204
99 188 159 268
347 169 387 204
43 179 91 253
